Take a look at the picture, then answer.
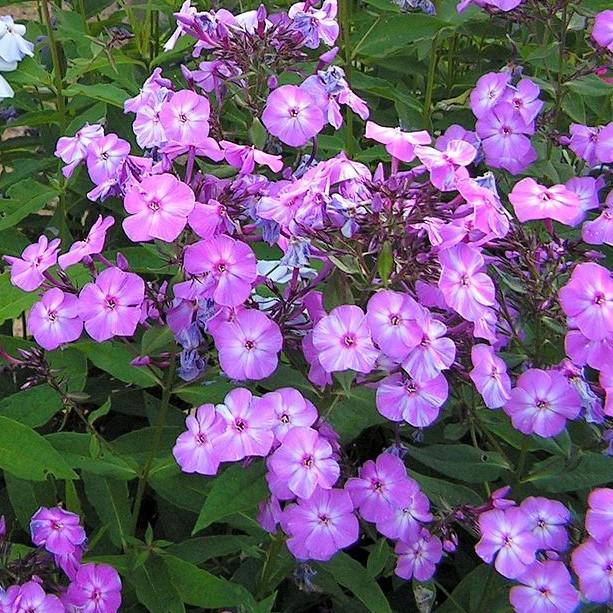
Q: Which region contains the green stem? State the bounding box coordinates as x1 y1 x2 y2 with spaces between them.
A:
77 0 89 34
40 0 66 130
423 33 439 131
339 0 354 156
258 535 283 599
130 352 177 536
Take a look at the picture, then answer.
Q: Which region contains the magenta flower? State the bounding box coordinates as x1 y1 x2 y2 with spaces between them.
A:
402 311 456 382
470 72 511 118
510 561 580 613
364 121 431 163
571 538 613 603
475 507 539 579
565 329 613 373
509 178 581 226
586 488 613 542
376 478 433 542
568 124 604 167
173 404 226 475
269 426 340 499
559 262 613 341
220 140 283 174
4 581 63 613
123 173 195 243
27 288 82 351
4 235 60 292
132 94 168 149
262 85 325 147
289 0 339 49
258 495 283 533
159 89 210 145
86 134 130 184
502 78 543 125
64 563 122 613
583 193 613 246
30 506 86 555
345 453 412 522
58 215 115 269
415 139 477 191
394 529 443 582
262 388 318 443
183 235 257 307
78 267 145 342
504 369 581 438
366 290 422 359
376 372 448 428
469 344 511 409
475 102 536 174
438 243 496 321
215 388 275 462
592 10 613 52
282 486 359 561
188 199 234 239
312 305 378 374
213 309 283 380
565 176 600 226
520 496 570 552
55 123 104 178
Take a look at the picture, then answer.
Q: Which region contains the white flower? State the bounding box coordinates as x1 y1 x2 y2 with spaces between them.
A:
0 16 34 63
0 73 13 98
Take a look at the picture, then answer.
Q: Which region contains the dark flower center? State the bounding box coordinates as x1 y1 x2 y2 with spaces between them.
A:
179 113 188 123
343 334 356 347
244 339 255 350
390 314 401 326
148 199 161 212
105 297 117 310
594 292 605 305
280 414 290 424
302 454 314 468
196 433 208 445
235 418 247 432
289 107 300 118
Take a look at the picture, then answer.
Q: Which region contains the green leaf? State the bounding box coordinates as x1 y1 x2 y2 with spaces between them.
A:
63 83 131 107
83 474 131 548
193 462 268 534
0 180 58 230
0 385 63 427
411 471 481 506
328 386 387 443
5 474 57 531
163 554 255 608
249 118 268 149
0 272 38 325
377 241 394 286
525 452 613 493
0 417 78 481
322 552 392 613
173 381 235 406
73 341 160 388
566 75 612 97
130 555 185 613
148 461 212 513
88 398 112 426
167 535 261 565
407 444 510 483
48 348 88 393
367 539 392 578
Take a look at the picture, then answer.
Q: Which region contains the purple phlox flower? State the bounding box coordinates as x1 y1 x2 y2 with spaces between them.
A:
501 78 543 125
436 124 481 153
312 305 379 374
64 562 122 613
161 137 223 164
475 102 536 174
86 134 130 185
601 371 613 418
365 120 431 163
28 288 83 351
475 507 539 579
188 199 236 239
132 90 170 150
458 175 511 239
173 403 226 475
55 124 104 178
124 67 172 114
564 176 601 226
504 369 581 438
559 262 613 341
593 10 613 53
183 235 257 307
470 71 511 118
257 495 283 533
366 290 422 359
510 560 580 613
586 488 613 543
280 236 312 268
345 453 412 522
4 235 60 292
215 388 275 462
583 190 613 246
54 546 84 581
163 0 197 51
30 507 86 555
212 309 283 380
376 478 433 542
159 89 210 146
458 0 522 13
5 581 63 613
402 310 456 381
567 124 604 167
571 537 613 603
520 496 570 552
288 0 339 49
565 328 613 373
123 173 195 243
269 426 340 499
557 360 604 424
376 372 448 428
191 60 241 96
438 243 496 322
59 215 115 269
394 528 443 581
469 344 511 409
282 486 358 561
302 332 333 388
266 456 296 501
509 178 581 226
78 267 145 342
263 387 319 443
262 85 326 147
220 140 283 174
415 139 477 191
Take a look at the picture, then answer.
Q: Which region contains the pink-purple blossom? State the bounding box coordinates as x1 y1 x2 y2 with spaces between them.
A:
469 344 511 409
592 10 613 53
159 89 211 146
509 178 581 226
262 388 318 443
58 215 115 269
30 506 86 556
571 537 613 603
364 121 431 163
519 496 570 552
4 235 60 292
64 563 122 613
585 488 613 543
394 529 443 582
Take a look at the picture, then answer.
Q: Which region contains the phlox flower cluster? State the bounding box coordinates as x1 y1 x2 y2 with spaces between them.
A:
0 15 33 99
0 507 121 612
